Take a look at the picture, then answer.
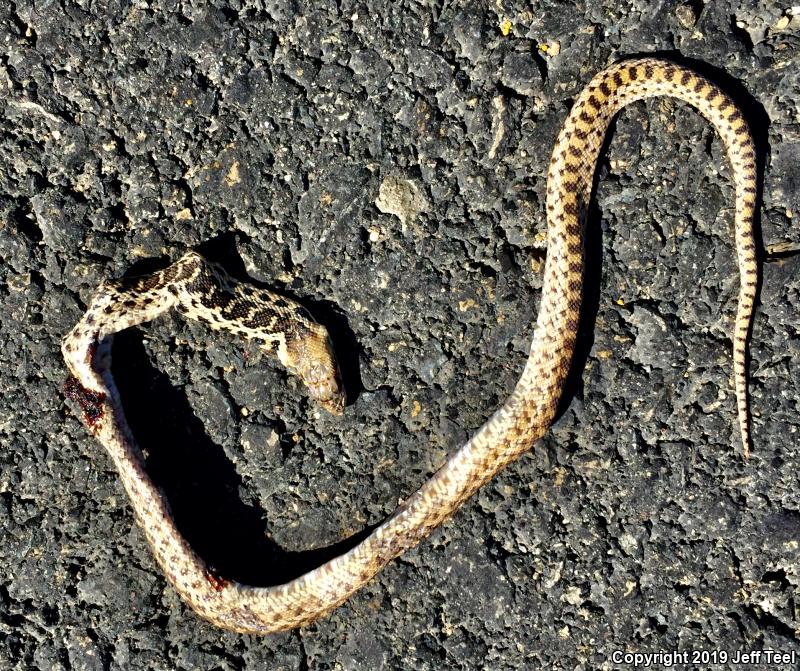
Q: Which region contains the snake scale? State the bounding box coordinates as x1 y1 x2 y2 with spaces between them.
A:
62 58 758 633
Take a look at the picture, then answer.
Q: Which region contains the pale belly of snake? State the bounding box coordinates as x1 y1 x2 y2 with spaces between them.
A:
61 58 759 633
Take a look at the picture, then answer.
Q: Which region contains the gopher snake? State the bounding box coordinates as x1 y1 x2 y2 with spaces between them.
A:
62 58 758 633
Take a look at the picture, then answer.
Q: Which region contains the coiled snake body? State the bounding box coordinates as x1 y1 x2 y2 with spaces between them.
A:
62 58 758 633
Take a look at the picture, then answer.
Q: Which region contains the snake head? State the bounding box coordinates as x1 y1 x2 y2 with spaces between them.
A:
281 323 345 415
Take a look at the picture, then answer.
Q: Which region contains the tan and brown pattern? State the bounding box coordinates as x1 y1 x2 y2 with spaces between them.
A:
61 58 758 633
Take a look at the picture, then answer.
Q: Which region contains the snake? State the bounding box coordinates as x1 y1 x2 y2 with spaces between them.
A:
61 58 758 633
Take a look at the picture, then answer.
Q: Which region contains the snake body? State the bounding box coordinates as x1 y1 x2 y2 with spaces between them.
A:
61 58 758 633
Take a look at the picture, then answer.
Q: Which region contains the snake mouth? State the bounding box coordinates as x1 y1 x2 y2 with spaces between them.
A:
306 370 346 415
318 392 346 416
